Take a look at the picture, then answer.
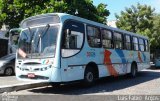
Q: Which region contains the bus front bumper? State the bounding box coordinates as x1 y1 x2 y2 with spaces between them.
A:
16 66 62 82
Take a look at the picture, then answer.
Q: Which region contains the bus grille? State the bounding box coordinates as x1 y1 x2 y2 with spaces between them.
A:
19 75 49 80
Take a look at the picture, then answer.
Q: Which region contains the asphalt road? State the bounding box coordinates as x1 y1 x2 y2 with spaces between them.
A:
5 68 160 95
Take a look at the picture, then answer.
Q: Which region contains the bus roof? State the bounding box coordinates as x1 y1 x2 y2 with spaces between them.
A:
20 13 148 39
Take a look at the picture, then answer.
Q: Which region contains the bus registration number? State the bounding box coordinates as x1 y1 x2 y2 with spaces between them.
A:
28 73 35 78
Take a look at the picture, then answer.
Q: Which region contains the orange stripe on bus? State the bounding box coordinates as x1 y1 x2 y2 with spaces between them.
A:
104 50 118 77
138 51 143 62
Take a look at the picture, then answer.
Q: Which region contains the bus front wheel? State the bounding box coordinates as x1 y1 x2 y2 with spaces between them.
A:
83 67 95 86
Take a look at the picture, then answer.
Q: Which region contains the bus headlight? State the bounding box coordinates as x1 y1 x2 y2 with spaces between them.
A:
40 65 52 71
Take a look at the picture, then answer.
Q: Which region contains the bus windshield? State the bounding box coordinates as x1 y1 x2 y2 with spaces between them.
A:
18 25 59 59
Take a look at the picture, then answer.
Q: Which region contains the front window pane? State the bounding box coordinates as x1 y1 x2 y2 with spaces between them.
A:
18 25 59 58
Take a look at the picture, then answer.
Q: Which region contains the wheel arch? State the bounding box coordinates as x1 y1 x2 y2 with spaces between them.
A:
131 61 138 70
85 62 99 79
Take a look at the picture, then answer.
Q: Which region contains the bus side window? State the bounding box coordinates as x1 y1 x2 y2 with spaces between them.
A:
124 34 131 50
62 29 70 49
132 36 139 51
62 29 83 49
61 20 84 57
113 32 123 49
87 26 101 48
144 40 149 51
101 29 113 49
139 38 145 51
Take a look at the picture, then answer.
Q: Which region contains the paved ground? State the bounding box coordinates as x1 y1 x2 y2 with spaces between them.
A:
0 76 28 87
4 68 160 95
0 75 49 94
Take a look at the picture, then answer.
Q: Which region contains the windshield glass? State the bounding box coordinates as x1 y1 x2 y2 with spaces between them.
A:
18 25 59 59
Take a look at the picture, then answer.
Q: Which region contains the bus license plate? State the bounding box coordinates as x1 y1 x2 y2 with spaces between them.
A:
28 73 35 78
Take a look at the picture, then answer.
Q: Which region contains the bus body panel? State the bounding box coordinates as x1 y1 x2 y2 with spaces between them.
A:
60 41 104 81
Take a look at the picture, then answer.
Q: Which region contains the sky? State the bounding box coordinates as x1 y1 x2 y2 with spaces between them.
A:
93 0 160 21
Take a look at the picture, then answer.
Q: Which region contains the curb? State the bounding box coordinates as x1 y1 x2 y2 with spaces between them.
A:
0 82 49 93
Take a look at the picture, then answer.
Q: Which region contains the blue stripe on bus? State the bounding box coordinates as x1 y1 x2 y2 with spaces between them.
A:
115 49 127 63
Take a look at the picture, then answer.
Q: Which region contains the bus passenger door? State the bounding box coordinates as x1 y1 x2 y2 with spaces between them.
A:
60 20 85 82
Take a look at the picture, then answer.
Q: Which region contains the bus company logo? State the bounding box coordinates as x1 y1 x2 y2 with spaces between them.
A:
29 67 34 71
42 60 49 64
87 52 96 57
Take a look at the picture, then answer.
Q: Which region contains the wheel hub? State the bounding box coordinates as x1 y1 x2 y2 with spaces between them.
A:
86 72 93 82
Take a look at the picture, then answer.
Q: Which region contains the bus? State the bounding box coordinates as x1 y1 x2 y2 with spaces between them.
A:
15 13 150 86
0 38 8 58
0 29 19 76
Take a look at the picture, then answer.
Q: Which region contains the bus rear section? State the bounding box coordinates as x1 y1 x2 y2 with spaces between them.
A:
0 38 8 58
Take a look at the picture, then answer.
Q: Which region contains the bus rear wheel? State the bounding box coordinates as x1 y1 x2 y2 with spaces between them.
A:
130 63 137 78
83 67 95 86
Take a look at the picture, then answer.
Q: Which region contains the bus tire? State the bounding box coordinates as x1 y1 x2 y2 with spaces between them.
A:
130 63 137 78
83 67 95 86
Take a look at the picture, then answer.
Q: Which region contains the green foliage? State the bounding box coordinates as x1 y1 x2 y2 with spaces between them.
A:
0 0 110 29
96 3 110 24
115 3 157 48
152 14 160 49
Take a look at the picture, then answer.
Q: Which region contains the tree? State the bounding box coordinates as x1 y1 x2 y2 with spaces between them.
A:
0 0 110 29
64 0 110 24
152 14 160 49
115 3 155 47
96 3 110 23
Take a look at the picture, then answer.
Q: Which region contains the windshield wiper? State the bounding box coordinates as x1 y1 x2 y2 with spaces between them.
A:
36 24 50 53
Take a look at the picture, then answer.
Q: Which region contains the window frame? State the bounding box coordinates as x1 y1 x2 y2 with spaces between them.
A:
86 25 102 48
61 19 85 58
113 31 123 49
132 36 139 51
138 38 145 52
101 28 114 49
144 39 149 52
124 34 132 50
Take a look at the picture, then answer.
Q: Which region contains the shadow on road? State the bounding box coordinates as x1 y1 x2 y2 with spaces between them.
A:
28 69 160 95
149 66 160 70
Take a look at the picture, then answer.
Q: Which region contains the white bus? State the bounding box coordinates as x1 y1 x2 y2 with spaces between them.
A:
15 13 150 86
